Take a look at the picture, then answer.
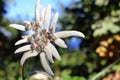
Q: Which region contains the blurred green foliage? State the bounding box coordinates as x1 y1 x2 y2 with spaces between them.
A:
59 0 120 79
0 0 120 80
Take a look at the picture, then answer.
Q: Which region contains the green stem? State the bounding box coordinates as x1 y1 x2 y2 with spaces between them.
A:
22 64 25 80
90 58 120 80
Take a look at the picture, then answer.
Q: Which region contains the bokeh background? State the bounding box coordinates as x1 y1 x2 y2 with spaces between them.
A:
0 0 120 80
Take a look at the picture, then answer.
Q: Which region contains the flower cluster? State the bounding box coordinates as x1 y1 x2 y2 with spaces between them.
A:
9 0 85 76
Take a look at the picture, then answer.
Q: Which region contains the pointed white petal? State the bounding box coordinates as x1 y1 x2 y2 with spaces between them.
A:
24 21 31 24
15 45 31 53
49 43 61 61
55 31 85 38
20 50 38 66
44 43 54 63
35 0 40 21
21 35 29 38
50 12 58 31
40 8 45 24
40 52 54 76
44 5 51 31
54 38 67 48
15 38 28 45
9 24 25 31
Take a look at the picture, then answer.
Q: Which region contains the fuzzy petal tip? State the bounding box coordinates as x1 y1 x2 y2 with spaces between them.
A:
55 31 85 38
9 24 25 31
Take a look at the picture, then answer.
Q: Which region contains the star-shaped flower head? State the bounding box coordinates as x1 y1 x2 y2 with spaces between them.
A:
9 0 85 76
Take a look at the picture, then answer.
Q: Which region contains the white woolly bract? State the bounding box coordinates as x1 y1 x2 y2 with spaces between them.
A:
21 35 29 39
35 0 40 21
9 24 25 31
44 5 51 31
24 21 31 24
20 50 38 66
14 45 31 53
50 12 58 31
54 38 67 48
15 38 28 45
49 43 61 61
55 31 85 38
44 42 54 63
40 52 54 76
40 8 45 25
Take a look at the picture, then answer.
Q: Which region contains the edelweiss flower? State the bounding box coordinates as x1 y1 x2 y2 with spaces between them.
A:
9 0 85 76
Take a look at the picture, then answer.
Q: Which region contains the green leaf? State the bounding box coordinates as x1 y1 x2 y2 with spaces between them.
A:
95 0 109 6
112 63 120 72
93 17 120 37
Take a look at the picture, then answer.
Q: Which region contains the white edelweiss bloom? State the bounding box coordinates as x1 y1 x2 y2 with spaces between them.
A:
9 0 85 77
